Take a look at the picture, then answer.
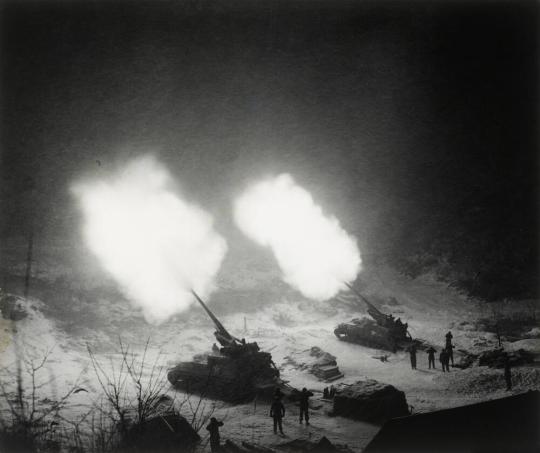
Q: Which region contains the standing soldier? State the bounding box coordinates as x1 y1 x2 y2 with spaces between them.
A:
504 358 512 391
444 349 451 372
409 344 417 370
445 331 454 366
270 395 285 435
426 346 436 369
206 417 224 452
299 387 314 425
439 349 449 372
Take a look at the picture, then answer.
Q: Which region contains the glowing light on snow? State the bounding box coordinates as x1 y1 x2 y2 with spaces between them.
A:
234 174 361 300
72 156 227 324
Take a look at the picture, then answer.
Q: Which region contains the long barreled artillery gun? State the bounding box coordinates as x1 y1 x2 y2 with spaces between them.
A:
334 283 414 352
167 291 281 402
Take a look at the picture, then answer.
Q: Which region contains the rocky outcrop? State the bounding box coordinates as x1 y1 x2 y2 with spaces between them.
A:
332 380 409 423
126 412 200 452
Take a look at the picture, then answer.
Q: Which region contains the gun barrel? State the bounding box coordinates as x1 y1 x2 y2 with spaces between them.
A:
344 282 385 319
191 290 239 345
344 282 372 307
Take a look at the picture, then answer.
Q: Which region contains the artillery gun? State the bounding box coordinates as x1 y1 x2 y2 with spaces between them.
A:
167 291 281 402
334 284 415 352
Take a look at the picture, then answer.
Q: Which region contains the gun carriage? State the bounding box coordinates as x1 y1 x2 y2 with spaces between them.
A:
167 291 281 402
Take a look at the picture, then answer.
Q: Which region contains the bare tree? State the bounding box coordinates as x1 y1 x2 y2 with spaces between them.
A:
87 338 173 422
87 337 221 450
0 345 83 451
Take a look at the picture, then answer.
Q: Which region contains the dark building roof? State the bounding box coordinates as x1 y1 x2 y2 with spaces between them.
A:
363 391 540 453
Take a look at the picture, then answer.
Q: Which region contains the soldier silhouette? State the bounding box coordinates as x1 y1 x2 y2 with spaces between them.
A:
426 347 436 369
439 349 450 372
270 396 285 435
299 388 314 425
206 417 223 452
409 344 417 370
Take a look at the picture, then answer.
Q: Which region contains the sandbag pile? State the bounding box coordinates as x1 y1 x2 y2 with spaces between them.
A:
283 346 344 382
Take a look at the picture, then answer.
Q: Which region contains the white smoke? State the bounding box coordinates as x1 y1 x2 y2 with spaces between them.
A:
72 156 227 324
233 174 361 300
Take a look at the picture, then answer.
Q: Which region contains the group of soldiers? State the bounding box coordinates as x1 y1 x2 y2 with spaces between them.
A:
322 385 336 399
270 387 314 434
206 332 516 453
408 331 455 371
408 331 513 389
206 387 314 451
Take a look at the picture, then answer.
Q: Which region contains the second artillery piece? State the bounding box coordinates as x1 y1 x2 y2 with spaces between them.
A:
334 284 414 352
167 291 281 402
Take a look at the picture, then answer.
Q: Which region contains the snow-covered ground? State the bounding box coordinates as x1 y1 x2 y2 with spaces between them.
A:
1 248 539 452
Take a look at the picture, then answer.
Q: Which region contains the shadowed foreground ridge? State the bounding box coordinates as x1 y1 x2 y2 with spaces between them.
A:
364 391 540 453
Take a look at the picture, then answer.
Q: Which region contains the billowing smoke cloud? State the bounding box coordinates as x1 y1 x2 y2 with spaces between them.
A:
72 156 227 324
234 174 361 300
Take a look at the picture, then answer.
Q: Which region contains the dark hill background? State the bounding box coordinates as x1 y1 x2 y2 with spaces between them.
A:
1 1 538 302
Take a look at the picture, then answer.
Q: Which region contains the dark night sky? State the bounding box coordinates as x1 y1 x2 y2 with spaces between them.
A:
1 1 538 299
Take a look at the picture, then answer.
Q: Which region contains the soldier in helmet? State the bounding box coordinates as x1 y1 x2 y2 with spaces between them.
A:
409 343 417 370
439 349 449 372
426 346 436 369
206 417 224 452
270 395 285 435
299 387 314 425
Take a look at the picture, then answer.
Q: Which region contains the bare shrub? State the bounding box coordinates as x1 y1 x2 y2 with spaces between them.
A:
87 339 171 441
0 344 83 452
0 337 221 452
87 338 220 451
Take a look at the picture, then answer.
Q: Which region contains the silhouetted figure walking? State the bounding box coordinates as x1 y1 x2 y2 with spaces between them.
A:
270 396 285 435
504 359 512 391
299 387 313 425
409 344 417 369
445 331 454 365
426 347 436 369
206 417 223 452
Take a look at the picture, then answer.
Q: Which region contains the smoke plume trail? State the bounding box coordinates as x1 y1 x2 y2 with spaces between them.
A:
234 174 361 300
72 156 227 324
